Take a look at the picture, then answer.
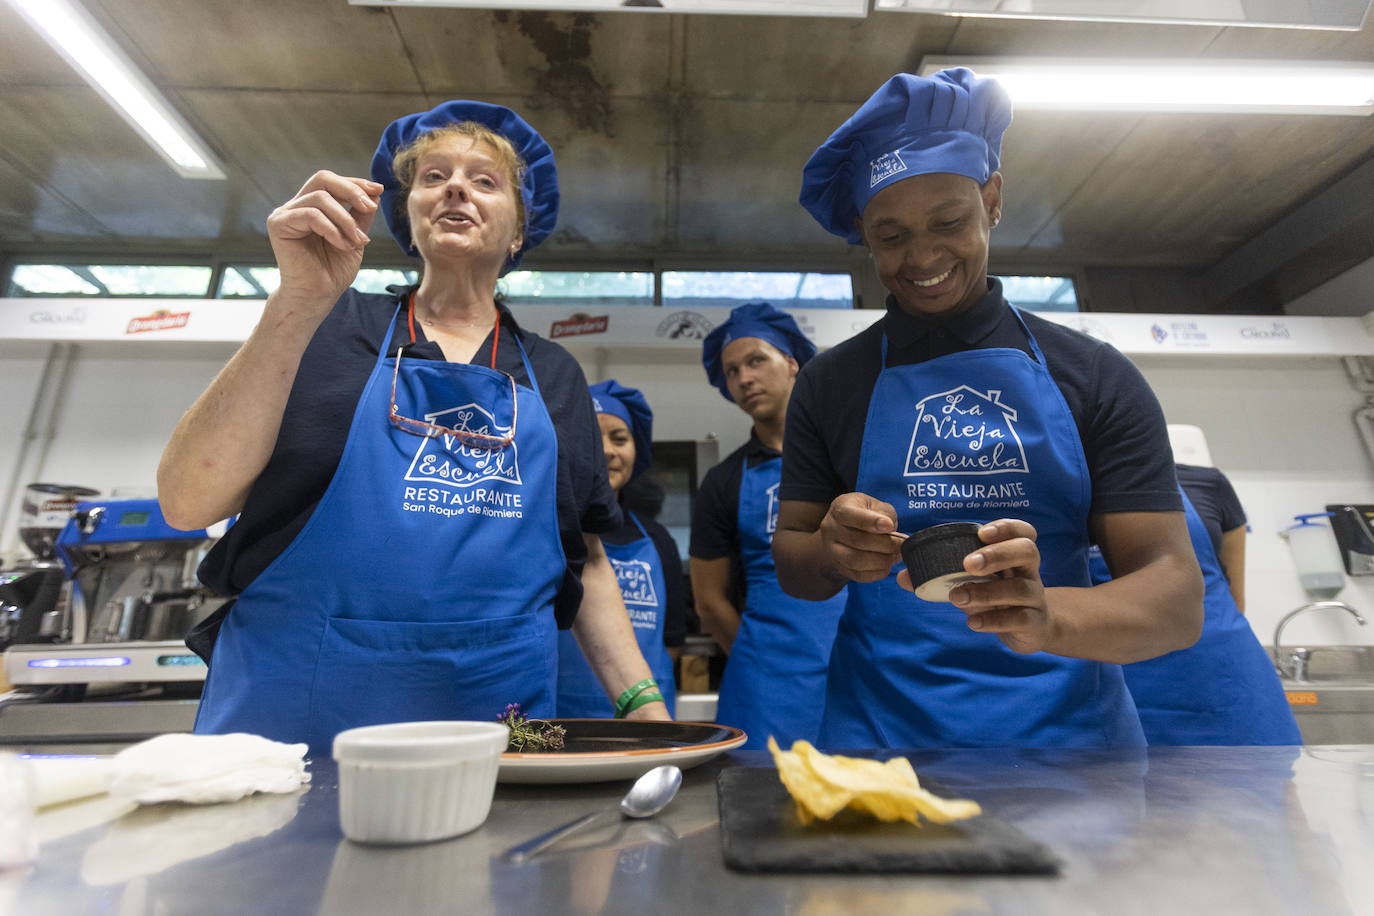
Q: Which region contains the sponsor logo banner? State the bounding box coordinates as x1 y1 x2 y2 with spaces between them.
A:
655 311 714 340
550 313 609 339
127 310 190 334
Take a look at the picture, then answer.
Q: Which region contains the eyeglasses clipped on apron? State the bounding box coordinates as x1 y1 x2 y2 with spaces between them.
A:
388 345 518 450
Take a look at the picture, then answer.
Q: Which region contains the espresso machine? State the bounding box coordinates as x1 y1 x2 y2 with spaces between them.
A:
0 483 99 653
1 498 232 748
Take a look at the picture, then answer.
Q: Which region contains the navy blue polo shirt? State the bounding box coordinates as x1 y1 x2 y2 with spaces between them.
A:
689 432 780 562
1176 463 1246 569
198 287 621 628
781 278 1182 516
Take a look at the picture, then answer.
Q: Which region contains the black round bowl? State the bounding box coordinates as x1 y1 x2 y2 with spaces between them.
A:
900 522 994 602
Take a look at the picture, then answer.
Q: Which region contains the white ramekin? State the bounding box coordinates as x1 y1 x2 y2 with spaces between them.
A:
333 720 510 845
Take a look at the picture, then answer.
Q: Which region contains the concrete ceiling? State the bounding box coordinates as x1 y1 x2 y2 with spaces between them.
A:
0 1 1372 311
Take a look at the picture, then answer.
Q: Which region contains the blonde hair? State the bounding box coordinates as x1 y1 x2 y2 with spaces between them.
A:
390 122 527 239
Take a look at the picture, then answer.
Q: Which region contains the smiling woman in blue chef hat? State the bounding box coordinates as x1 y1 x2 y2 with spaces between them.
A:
157 100 668 754
771 69 1205 749
557 380 686 718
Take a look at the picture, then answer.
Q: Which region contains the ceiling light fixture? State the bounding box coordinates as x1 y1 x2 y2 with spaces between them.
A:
918 57 1374 116
8 0 226 179
879 0 1372 30
349 0 868 16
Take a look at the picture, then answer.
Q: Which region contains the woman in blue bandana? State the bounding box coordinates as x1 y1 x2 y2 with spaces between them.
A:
692 302 848 749
159 100 667 754
557 380 685 718
772 69 1204 750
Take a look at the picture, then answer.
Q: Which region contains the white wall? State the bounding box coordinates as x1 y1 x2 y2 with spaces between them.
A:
1135 355 1374 649
3 337 1372 650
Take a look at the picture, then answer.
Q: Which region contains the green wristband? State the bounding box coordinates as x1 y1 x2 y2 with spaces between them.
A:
613 678 658 715
615 690 664 719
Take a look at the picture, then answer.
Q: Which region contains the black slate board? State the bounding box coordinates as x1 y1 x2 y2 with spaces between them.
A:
717 767 1060 875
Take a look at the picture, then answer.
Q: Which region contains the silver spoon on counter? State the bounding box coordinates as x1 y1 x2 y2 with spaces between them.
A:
501 764 683 864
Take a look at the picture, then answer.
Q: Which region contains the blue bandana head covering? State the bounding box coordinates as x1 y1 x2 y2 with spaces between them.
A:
701 302 817 403
799 68 1011 243
589 379 653 481
371 100 559 274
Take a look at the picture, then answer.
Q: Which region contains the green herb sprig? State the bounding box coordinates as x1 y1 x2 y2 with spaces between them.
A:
498 703 567 752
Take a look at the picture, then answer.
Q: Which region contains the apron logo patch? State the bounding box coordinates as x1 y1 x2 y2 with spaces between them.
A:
869 151 907 188
611 557 659 608
403 402 522 489
765 482 780 537
904 386 1029 476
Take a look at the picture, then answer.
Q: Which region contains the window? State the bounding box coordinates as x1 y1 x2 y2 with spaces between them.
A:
1000 275 1079 312
217 267 419 299
7 264 212 298
497 271 653 307
661 271 853 310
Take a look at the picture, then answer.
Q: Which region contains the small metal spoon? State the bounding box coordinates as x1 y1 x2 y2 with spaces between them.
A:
501 764 683 864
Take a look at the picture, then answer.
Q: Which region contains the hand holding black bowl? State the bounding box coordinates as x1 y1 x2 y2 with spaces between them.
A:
900 522 998 602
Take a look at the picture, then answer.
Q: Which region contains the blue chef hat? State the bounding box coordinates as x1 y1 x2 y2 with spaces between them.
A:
799 68 1012 244
590 379 654 481
371 100 560 274
701 302 817 403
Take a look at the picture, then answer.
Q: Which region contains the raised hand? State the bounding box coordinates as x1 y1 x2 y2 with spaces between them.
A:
265 171 384 310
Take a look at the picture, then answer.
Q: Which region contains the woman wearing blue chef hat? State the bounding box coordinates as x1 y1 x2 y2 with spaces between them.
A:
557 379 686 718
772 69 1204 750
691 302 848 750
159 100 667 754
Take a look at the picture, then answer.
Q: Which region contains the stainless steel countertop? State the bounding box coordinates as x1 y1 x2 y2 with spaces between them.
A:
5 745 1373 916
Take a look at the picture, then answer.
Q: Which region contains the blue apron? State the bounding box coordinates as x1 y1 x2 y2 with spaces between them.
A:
819 309 1145 749
195 305 565 755
715 455 847 750
556 511 677 717
1109 492 1302 745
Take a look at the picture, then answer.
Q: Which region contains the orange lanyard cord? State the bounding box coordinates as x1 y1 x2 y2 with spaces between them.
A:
406 290 501 370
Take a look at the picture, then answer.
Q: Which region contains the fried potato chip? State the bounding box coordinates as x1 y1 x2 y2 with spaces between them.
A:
767 737 981 826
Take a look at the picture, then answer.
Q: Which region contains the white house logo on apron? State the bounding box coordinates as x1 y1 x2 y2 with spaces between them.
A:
611 557 658 607
904 386 1028 476
403 402 522 489
765 482 780 537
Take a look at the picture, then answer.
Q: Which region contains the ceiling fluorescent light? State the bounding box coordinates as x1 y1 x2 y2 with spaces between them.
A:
8 0 226 178
880 0 1371 31
349 0 868 16
918 57 1374 116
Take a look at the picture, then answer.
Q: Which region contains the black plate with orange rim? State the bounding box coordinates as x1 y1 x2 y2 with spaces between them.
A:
498 719 746 784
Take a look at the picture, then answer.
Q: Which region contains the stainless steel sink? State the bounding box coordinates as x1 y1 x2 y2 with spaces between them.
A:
1267 646 1374 744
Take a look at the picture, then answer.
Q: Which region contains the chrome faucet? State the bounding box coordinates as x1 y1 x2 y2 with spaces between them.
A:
1272 601 1368 680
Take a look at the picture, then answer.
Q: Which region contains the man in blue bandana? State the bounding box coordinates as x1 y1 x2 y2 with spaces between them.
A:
691 302 848 750
773 70 1204 750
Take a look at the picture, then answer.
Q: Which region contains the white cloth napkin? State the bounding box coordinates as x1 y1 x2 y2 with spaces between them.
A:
0 755 38 868
108 733 310 805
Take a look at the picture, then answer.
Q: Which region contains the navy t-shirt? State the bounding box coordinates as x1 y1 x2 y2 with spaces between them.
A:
1176 463 1246 570
198 287 621 628
606 509 687 648
782 278 1182 517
